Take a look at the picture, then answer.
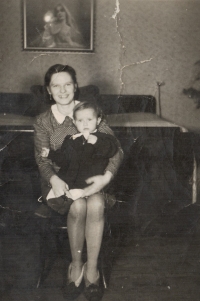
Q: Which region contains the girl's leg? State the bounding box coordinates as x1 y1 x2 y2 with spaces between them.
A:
85 193 105 283
67 197 87 281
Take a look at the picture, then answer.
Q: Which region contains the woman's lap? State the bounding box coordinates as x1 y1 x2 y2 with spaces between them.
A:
69 193 105 218
41 179 115 219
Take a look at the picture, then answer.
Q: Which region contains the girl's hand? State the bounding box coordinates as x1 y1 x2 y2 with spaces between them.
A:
87 135 97 145
50 175 70 197
83 171 113 197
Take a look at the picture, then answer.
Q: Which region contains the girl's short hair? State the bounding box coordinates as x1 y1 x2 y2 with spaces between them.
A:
73 101 102 120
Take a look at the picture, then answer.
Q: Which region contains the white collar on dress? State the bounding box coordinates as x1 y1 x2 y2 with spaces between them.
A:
51 101 80 124
72 129 97 140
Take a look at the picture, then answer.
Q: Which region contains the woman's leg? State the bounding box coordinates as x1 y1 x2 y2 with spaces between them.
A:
67 197 87 281
85 193 105 283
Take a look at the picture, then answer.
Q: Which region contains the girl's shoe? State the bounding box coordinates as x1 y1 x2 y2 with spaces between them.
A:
48 195 73 215
34 203 52 218
83 263 104 301
63 263 84 300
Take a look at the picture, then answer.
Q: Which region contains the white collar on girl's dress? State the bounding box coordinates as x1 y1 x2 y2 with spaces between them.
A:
51 101 80 124
72 129 97 140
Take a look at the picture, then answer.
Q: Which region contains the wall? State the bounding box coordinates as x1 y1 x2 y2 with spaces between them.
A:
0 0 200 129
118 0 200 130
0 0 120 93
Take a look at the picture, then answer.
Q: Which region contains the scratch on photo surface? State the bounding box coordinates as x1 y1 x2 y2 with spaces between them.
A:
28 54 52 66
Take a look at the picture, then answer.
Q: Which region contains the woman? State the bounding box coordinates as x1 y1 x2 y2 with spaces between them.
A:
34 64 123 300
42 3 84 48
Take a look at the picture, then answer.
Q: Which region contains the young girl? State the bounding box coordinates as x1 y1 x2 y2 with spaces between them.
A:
40 101 118 215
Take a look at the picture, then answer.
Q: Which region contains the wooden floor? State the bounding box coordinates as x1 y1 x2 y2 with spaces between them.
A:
1 206 200 301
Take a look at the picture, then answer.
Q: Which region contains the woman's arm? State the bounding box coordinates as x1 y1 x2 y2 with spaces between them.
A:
34 117 55 183
34 116 69 197
97 119 124 176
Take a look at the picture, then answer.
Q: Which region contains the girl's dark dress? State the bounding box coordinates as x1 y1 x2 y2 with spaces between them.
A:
48 132 118 190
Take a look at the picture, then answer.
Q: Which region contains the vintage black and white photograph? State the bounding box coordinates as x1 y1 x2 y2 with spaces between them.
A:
23 0 94 52
1 0 200 301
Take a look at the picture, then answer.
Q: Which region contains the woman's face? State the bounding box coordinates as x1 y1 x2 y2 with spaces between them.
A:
55 5 66 21
48 72 76 106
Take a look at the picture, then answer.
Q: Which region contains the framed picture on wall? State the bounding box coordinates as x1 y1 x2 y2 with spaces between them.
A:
23 0 94 52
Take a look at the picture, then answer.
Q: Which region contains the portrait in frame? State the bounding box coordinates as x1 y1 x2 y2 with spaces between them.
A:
23 0 94 52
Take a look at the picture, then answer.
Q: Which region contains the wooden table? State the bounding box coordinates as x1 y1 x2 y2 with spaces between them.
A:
0 112 187 130
0 113 195 205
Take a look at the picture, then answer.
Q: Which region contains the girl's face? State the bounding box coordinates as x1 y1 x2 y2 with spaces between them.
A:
47 72 76 106
74 108 101 134
55 5 66 21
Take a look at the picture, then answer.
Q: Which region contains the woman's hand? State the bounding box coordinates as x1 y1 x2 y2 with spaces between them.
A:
50 175 71 198
83 171 113 197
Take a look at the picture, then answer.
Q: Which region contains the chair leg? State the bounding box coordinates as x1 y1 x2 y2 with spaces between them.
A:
37 253 58 288
36 225 71 288
99 208 122 289
37 231 58 288
99 254 110 289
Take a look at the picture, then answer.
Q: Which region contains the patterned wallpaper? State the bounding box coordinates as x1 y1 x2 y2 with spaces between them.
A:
0 0 200 129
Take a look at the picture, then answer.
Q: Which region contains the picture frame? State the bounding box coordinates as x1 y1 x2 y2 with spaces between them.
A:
23 0 94 52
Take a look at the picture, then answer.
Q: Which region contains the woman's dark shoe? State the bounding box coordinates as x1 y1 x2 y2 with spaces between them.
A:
84 284 104 301
83 264 104 301
48 195 74 215
62 263 84 300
